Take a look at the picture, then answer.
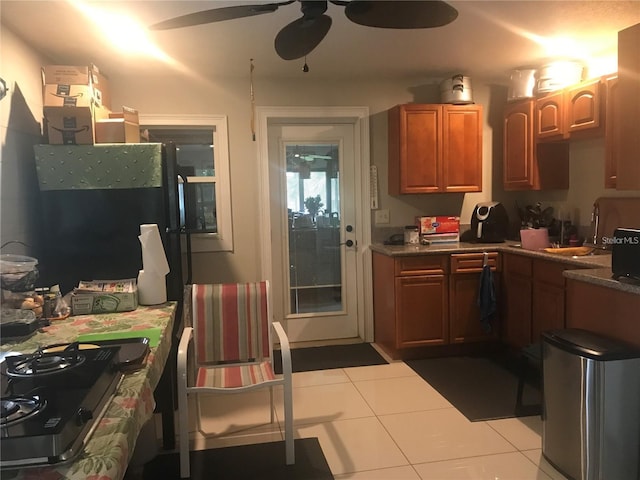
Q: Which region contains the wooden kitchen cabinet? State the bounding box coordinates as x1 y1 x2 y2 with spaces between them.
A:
503 99 569 190
374 251 505 359
614 23 640 190
501 253 583 349
396 274 448 347
373 252 449 359
566 278 640 348
531 259 570 343
501 253 533 348
388 103 482 195
604 74 619 188
449 253 501 344
536 78 604 142
565 78 603 137
536 90 566 140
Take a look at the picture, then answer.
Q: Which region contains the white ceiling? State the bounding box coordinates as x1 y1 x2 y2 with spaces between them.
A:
2 1 640 84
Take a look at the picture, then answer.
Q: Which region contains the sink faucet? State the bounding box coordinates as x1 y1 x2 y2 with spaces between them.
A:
591 202 600 246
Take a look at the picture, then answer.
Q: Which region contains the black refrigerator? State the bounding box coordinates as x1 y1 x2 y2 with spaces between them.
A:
33 142 185 449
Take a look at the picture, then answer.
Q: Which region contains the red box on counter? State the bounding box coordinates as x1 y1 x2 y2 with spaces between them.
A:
417 216 460 235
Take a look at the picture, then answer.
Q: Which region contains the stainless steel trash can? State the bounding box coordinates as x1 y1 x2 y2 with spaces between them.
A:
542 329 640 480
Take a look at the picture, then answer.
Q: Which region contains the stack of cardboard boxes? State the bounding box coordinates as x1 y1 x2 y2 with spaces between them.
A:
42 64 141 145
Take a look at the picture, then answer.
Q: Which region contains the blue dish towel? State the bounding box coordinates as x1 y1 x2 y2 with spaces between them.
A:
477 265 496 333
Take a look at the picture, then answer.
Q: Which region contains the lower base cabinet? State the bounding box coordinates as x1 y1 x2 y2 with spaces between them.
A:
566 278 640 348
449 253 501 343
396 274 448 347
373 251 500 359
502 253 576 349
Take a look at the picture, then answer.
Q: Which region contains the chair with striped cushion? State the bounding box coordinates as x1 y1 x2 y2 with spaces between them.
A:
177 281 294 478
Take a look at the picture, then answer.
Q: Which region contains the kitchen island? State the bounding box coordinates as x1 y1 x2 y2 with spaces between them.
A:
0 302 177 480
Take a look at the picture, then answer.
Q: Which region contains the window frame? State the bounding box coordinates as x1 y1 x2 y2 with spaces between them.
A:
139 114 233 252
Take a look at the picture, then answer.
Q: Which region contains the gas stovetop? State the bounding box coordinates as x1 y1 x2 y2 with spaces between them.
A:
0 344 123 469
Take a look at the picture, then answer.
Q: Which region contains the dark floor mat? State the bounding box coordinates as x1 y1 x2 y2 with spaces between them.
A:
406 354 541 421
274 343 388 373
139 438 333 480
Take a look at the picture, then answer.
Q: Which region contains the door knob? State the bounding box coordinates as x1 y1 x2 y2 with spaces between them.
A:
342 239 354 247
346 225 354 232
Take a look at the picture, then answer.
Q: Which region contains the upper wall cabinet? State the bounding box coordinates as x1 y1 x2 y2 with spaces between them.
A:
604 74 618 189
615 23 640 190
388 103 482 195
503 99 569 191
535 78 604 143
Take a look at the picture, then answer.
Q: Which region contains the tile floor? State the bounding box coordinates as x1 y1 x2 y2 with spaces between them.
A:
183 358 569 479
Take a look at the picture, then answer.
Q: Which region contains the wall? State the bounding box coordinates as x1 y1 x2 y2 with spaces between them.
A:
0 26 49 258
3 32 638 285
113 74 502 281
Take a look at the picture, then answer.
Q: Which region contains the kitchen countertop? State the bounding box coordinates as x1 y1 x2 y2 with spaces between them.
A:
564 268 640 295
0 302 177 480
370 241 640 296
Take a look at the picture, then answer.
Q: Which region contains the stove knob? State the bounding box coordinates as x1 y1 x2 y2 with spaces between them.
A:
76 407 94 425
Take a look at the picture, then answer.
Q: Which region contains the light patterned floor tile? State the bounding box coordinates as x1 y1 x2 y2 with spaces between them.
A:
274 381 375 426
292 368 351 388
343 361 417 382
379 408 517 464
334 465 421 479
196 390 276 436
413 451 553 479
522 449 570 480
353 375 452 415
487 415 542 451
190 422 283 450
295 416 409 475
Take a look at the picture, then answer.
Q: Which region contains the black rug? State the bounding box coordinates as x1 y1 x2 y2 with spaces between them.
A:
140 438 333 479
406 354 541 422
274 343 388 374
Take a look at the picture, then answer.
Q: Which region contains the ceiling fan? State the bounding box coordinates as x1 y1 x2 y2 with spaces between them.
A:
150 0 458 61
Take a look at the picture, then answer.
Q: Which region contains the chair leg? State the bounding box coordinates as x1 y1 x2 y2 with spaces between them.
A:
269 386 275 424
178 388 190 478
283 376 295 465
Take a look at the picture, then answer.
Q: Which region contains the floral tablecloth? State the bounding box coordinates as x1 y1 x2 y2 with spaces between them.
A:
0 302 177 480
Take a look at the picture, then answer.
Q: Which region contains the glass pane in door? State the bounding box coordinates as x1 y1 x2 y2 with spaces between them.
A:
286 143 342 314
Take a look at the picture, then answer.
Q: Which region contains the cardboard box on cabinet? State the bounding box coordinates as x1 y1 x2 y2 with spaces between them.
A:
42 64 111 109
95 106 140 143
44 104 110 145
44 106 95 145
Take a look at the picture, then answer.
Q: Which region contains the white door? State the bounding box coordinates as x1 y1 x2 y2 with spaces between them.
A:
268 123 359 343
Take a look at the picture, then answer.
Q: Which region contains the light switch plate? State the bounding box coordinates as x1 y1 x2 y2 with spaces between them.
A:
375 209 390 224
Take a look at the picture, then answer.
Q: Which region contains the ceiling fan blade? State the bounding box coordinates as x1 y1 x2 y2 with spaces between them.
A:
150 1 295 30
344 0 458 29
274 14 332 60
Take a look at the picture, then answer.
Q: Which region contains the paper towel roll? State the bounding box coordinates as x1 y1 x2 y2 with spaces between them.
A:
139 224 170 276
137 269 167 305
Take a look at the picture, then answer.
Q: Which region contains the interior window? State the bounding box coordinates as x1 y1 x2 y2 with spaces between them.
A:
139 115 232 252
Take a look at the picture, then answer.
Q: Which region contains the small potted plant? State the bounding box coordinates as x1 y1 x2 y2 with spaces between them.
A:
304 195 323 223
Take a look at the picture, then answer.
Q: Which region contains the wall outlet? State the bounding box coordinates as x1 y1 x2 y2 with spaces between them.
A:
374 209 390 224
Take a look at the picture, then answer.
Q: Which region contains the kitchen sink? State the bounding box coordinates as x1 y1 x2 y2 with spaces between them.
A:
507 243 611 256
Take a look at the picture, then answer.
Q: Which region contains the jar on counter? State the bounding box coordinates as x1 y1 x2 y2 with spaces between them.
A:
404 225 420 245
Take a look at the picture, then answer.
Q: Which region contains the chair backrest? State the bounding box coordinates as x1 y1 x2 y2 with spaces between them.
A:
191 281 272 365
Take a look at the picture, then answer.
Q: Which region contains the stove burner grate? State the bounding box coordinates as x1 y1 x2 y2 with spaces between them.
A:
0 395 45 426
5 343 86 378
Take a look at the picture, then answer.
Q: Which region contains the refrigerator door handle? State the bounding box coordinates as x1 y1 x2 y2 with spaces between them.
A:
178 172 193 285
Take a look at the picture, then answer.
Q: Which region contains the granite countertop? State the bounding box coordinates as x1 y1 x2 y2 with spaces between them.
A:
370 241 639 296
564 268 640 295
